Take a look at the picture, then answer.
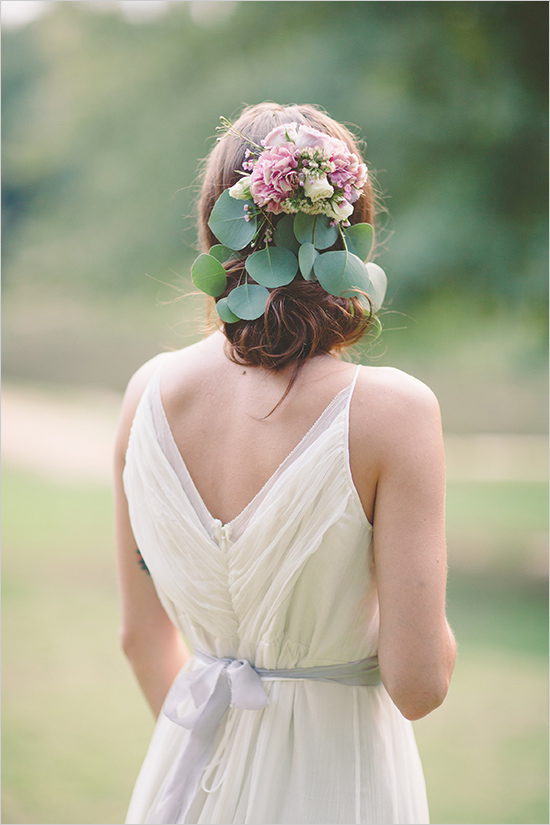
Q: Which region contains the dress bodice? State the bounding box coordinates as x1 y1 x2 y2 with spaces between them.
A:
123 358 380 670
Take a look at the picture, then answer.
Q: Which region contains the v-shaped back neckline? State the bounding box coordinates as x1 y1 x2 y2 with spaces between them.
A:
149 364 361 541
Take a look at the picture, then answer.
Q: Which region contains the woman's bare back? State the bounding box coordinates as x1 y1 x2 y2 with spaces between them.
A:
135 331 437 529
157 332 368 525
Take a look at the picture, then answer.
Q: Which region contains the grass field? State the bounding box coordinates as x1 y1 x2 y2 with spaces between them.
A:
2 466 548 825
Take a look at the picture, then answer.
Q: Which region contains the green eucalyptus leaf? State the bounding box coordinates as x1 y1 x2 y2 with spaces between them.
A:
191 253 227 297
293 213 315 244
209 244 238 264
298 242 319 281
314 250 371 298
343 223 374 261
216 297 240 323
208 189 257 250
273 214 300 253
227 283 270 320
294 213 338 250
246 246 298 288
365 262 387 310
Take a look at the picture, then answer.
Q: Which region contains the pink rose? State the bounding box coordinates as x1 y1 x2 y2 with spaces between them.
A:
294 125 340 153
263 123 299 148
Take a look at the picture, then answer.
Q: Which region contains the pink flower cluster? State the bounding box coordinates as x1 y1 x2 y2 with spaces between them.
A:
249 144 299 214
239 123 368 221
329 146 367 205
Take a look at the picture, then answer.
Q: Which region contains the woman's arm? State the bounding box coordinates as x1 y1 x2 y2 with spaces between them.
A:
114 361 190 718
369 370 456 721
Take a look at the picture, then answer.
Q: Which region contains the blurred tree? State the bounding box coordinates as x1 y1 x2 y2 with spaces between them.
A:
2 1 547 324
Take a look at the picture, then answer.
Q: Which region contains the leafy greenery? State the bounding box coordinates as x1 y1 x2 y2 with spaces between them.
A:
364 262 388 310
293 213 339 249
343 222 374 261
226 282 270 320
197 180 380 320
298 242 318 280
245 246 299 288
208 190 257 250
209 244 239 265
215 297 240 325
274 214 300 254
191 253 227 297
2 0 547 330
314 249 371 297
2 1 547 393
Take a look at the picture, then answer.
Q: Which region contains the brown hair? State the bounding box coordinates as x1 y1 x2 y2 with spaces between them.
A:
198 102 377 372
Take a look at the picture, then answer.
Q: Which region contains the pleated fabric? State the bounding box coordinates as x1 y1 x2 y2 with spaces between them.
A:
123 355 429 824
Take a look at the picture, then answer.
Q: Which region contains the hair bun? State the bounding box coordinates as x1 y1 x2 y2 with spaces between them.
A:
221 276 372 370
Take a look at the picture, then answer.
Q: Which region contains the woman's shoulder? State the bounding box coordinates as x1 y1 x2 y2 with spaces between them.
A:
116 335 226 440
114 352 169 462
122 336 220 407
114 344 202 460
352 365 443 454
355 364 440 409
123 351 172 400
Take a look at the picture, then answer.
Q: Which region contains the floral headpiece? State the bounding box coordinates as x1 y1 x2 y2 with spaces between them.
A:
192 119 387 322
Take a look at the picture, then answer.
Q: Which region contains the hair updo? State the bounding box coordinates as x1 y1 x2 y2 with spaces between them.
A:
198 102 377 371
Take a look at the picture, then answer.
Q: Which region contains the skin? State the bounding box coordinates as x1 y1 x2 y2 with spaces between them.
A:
114 330 456 720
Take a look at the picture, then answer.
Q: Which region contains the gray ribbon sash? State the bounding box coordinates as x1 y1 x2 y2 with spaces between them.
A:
148 650 380 824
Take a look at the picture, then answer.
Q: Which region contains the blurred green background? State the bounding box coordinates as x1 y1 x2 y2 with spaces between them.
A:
2 2 548 824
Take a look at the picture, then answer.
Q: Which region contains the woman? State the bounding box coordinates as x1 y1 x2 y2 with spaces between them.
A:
114 102 456 825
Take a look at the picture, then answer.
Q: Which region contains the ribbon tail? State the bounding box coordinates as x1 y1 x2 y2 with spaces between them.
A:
146 728 216 824
147 668 232 824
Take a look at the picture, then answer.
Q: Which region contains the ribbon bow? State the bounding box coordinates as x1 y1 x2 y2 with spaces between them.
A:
148 656 269 824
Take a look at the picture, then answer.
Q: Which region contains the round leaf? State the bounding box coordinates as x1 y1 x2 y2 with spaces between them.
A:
293 213 315 244
365 262 387 310
226 283 270 320
245 246 298 288
343 223 374 261
209 244 238 264
273 214 300 253
294 213 338 250
191 253 227 297
298 243 319 281
208 189 257 250
314 250 371 298
216 297 240 324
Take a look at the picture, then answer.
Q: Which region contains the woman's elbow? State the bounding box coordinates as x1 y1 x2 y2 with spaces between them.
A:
384 627 457 720
385 647 456 720
390 675 451 720
120 625 141 661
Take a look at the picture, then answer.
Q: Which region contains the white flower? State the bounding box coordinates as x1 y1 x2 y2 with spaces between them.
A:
325 199 354 221
228 175 252 200
303 174 334 202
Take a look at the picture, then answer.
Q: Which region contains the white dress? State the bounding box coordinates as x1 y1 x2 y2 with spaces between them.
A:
123 355 429 825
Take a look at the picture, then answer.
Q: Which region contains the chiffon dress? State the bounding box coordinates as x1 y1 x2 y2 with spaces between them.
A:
123 354 429 825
